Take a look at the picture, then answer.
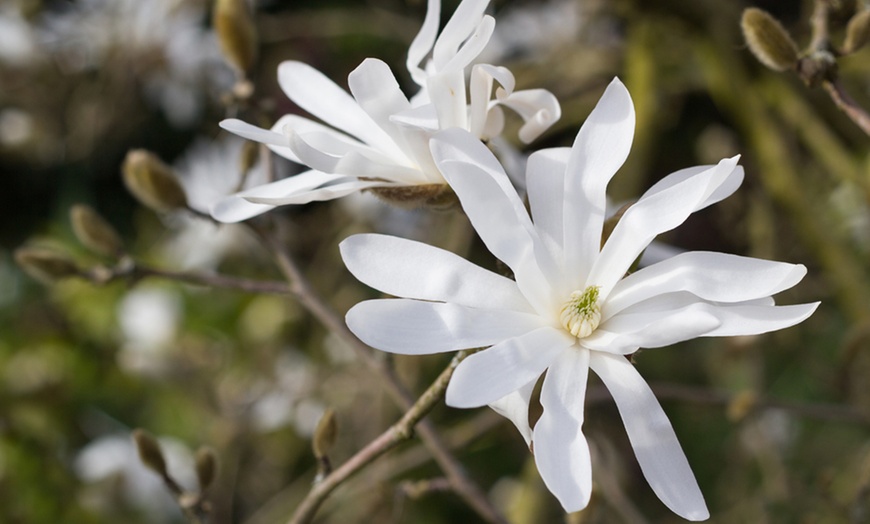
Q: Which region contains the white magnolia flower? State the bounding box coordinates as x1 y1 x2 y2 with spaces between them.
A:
340 79 818 519
212 0 561 223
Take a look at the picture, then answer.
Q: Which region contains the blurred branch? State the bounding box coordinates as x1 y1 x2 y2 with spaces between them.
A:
254 221 507 524
822 80 870 135
80 257 292 294
288 351 469 524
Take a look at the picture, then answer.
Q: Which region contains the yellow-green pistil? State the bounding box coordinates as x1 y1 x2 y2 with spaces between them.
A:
560 286 601 338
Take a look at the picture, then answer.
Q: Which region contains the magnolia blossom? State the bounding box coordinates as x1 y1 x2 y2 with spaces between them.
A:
212 0 560 223
340 79 818 519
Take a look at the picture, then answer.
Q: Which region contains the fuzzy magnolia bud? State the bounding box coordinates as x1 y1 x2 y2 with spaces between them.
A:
194 447 218 491
132 429 168 477
741 8 800 72
214 0 257 75
312 408 337 459
70 204 124 258
843 9 870 54
367 184 457 209
14 247 80 283
122 150 188 212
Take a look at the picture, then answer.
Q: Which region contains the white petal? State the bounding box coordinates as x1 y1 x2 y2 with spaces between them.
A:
431 129 558 313
533 348 593 513
589 156 740 297
526 147 571 278
346 299 544 355
488 379 536 446
244 178 389 206
440 15 495 73
407 0 441 85
604 252 808 319
432 0 490 69
645 164 744 212
340 234 533 312
277 61 404 159
220 118 299 162
562 78 636 289
287 129 429 185
589 352 708 521
468 64 512 139
497 88 562 143
446 326 574 408
700 302 820 337
209 170 346 223
583 300 723 355
427 70 468 129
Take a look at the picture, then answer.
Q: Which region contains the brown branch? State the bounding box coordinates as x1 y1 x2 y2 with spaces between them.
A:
288 351 469 524
82 258 291 294
254 224 506 524
822 79 870 136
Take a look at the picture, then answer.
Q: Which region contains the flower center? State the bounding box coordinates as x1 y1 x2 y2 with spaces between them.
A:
560 286 601 338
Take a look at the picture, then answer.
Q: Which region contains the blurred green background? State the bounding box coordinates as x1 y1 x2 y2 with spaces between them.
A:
1 0 869 522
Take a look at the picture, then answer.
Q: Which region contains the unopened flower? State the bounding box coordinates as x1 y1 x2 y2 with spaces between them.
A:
340 78 818 519
212 0 560 222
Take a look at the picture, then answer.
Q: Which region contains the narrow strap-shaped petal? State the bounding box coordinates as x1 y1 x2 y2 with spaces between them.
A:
440 15 495 73
496 88 562 144
562 78 635 290
589 352 709 521
427 70 469 130
287 129 430 185
346 299 545 355
700 301 820 337
603 251 808 319
348 58 414 147
533 348 593 513
589 156 740 297
526 147 570 281
488 379 536 446
431 129 559 313
446 326 574 408
407 0 441 85
220 118 299 162
209 170 346 223
469 64 514 139
583 300 723 355
432 0 491 69
645 165 744 212
277 61 405 160
243 178 390 206
340 234 533 312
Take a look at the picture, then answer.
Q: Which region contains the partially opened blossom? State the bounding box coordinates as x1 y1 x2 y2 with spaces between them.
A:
340 78 818 519
212 0 560 223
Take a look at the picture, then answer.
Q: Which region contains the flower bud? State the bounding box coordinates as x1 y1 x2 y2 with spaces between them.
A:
132 429 168 477
213 0 258 75
367 184 458 209
122 149 188 212
312 408 337 460
194 447 218 491
14 247 80 283
70 204 124 258
741 8 800 72
843 9 870 54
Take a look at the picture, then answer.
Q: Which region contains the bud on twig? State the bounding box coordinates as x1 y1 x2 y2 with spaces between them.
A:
133 429 169 478
14 247 80 283
195 447 218 492
70 204 124 258
213 0 258 76
843 9 870 54
122 150 188 213
312 408 337 460
741 8 800 72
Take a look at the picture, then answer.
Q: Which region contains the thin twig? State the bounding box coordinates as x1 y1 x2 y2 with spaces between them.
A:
82 258 291 294
288 351 469 524
253 223 507 524
822 79 870 136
